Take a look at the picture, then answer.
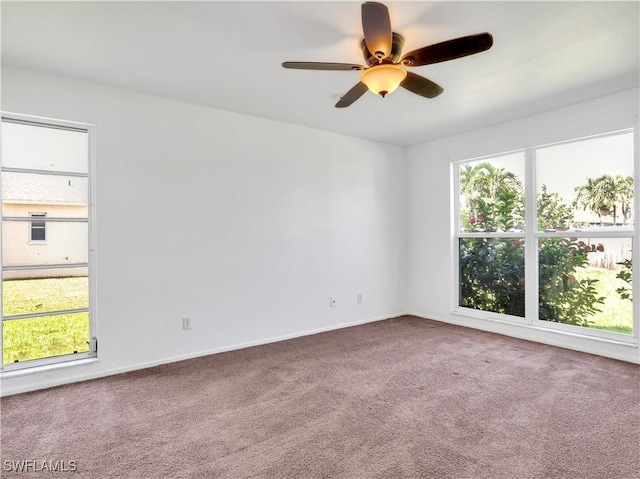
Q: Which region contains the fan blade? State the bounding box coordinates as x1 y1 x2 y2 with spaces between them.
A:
400 72 444 98
335 82 369 108
362 2 392 60
401 33 493 67
282 62 365 71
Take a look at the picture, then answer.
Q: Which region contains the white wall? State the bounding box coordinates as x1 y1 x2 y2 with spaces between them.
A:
407 88 640 363
1 65 408 395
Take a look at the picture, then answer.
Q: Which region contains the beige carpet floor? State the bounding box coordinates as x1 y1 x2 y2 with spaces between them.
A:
2 316 639 478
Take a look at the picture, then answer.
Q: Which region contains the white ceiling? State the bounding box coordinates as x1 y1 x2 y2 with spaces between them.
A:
2 1 638 147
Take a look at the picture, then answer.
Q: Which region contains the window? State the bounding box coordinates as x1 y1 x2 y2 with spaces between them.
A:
455 130 636 341
30 213 46 242
1 115 96 370
458 152 526 318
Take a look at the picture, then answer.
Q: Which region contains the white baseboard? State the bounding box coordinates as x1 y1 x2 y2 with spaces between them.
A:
1 312 409 397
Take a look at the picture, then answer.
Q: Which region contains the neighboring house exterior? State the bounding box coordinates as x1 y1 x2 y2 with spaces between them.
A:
2 171 88 279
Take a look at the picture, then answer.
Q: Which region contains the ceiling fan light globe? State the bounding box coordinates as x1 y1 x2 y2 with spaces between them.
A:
360 64 407 97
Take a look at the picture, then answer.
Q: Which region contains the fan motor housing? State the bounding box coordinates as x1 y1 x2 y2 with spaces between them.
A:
361 32 405 65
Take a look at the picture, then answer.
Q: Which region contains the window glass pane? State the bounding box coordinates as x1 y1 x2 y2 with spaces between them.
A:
459 152 525 233
537 132 634 232
2 313 90 364
1 121 88 173
2 171 89 207
539 237 632 335
30 226 46 241
459 238 525 317
3 270 89 316
2 221 88 267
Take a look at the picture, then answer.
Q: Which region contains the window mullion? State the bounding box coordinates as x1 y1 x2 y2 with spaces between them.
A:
1 166 88 178
4 217 88 223
633 125 639 342
2 263 89 271
458 232 525 238
3 308 90 321
524 148 538 324
452 163 461 313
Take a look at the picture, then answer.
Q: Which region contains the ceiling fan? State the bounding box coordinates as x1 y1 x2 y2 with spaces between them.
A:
282 2 493 108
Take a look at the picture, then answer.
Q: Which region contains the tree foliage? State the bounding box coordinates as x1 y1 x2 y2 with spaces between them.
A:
537 184 574 231
459 238 525 317
616 259 632 302
574 174 634 225
460 162 524 232
538 239 604 326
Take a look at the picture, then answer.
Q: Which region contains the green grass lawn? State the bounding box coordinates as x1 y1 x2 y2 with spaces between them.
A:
574 267 633 335
3 277 89 364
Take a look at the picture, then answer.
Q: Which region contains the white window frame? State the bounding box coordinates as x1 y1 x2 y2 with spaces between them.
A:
453 149 528 326
29 212 47 243
1 112 98 372
453 129 638 346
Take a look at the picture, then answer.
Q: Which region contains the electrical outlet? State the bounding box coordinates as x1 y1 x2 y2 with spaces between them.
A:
182 317 192 330
330 297 337 307
357 293 363 303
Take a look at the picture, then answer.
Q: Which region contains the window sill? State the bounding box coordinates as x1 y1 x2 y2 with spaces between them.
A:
452 307 638 347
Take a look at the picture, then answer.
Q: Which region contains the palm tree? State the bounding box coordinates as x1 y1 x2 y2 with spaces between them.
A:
574 175 634 226
459 162 524 231
615 175 634 225
594 175 619 224
574 177 606 225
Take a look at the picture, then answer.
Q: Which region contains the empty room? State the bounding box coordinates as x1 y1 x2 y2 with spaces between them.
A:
1 1 639 478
